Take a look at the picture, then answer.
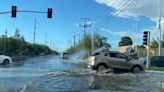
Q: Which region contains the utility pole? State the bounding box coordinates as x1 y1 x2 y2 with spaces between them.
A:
73 35 76 46
50 39 52 48
78 35 80 44
33 18 37 55
72 31 80 44
91 26 94 53
158 0 162 56
4 30 7 55
69 40 72 48
79 17 91 50
33 18 37 46
45 33 47 46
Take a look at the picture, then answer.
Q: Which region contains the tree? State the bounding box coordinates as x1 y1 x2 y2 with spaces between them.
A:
67 34 111 54
14 28 20 39
150 38 158 48
119 36 133 47
150 38 164 48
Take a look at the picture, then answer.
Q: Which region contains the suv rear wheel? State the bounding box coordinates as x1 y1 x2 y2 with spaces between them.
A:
3 59 10 65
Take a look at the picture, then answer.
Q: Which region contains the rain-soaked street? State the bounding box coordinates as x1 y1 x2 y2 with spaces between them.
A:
1 55 164 92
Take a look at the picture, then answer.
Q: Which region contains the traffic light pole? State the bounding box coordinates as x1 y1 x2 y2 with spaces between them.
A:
146 31 150 69
158 0 162 56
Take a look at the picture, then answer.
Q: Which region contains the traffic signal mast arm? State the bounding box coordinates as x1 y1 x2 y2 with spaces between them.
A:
0 6 52 18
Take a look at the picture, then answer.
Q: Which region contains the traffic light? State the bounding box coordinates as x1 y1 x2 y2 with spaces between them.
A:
143 31 148 45
47 8 52 18
12 6 17 18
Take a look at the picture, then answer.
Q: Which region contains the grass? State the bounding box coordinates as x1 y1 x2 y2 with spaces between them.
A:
146 66 164 71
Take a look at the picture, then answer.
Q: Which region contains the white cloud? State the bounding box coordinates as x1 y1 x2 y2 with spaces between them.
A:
100 28 128 37
74 23 79 27
95 0 164 19
100 27 161 41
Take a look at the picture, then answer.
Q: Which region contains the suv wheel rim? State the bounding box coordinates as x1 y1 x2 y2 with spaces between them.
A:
133 67 141 73
98 65 106 72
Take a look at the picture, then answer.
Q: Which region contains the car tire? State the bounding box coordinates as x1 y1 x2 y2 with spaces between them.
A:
97 64 107 72
132 66 142 73
3 59 10 65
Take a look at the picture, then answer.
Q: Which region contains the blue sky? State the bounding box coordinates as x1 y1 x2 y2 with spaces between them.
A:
0 0 163 51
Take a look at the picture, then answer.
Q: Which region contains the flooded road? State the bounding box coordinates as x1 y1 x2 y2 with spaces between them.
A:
0 55 164 92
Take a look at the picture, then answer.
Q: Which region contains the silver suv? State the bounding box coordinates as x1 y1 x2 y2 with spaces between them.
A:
88 51 144 73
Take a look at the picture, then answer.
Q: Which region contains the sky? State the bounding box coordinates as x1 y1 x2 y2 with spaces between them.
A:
0 0 163 51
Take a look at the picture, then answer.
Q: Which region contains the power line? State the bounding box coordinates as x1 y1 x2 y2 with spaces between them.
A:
103 0 143 28
93 0 123 30
94 0 143 32
94 0 121 23
100 0 134 27
93 0 134 31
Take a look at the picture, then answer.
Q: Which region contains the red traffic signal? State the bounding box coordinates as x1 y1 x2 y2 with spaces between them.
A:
47 8 52 18
12 6 17 18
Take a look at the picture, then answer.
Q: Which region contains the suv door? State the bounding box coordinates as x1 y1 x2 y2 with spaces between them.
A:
103 52 116 68
109 52 130 69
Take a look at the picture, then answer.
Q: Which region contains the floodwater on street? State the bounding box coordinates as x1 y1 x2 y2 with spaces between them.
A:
0 55 164 92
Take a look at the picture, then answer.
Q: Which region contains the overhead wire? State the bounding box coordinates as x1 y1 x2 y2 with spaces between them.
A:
93 0 134 32
103 0 143 29
92 0 123 32
94 0 121 24
97 0 135 29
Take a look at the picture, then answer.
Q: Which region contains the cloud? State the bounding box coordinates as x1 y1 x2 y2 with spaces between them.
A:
74 23 79 27
100 28 128 37
100 27 160 40
95 0 164 19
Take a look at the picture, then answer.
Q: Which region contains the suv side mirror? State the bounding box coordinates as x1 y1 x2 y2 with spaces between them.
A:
126 58 129 61
126 57 130 61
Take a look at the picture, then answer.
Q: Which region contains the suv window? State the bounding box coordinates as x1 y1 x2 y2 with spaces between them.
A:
104 53 109 56
92 52 100 56
109 52 127 59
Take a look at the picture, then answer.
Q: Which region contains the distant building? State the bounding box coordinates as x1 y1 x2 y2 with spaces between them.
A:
117 45 139 59
116 45 136 54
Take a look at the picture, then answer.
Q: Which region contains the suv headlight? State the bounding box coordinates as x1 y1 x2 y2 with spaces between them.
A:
89 56 96 65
